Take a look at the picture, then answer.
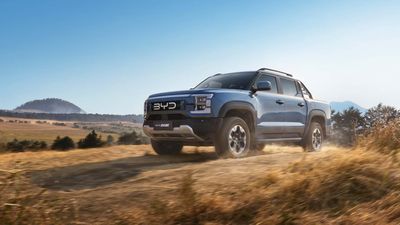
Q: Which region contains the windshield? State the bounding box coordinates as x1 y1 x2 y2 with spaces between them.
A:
195 72 256 90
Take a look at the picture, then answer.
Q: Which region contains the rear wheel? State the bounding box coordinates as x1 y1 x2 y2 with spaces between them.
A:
215 117 251 158
302 122 323 152
151 140 183 155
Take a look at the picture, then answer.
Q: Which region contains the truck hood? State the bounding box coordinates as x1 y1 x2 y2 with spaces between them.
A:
148 88 250 99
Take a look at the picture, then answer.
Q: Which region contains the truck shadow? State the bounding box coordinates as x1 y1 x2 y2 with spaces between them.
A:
28 152 218 191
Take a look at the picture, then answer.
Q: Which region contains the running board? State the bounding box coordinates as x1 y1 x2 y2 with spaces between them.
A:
256 137 302 143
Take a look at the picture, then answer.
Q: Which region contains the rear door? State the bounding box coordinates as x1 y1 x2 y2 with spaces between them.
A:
276 77 307 138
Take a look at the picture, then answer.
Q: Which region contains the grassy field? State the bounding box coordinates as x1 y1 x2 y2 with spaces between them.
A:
1 144 400 225
0 117 121 145
1 119 399 224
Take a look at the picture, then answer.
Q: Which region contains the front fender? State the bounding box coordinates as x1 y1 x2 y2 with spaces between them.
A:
218 101 257 128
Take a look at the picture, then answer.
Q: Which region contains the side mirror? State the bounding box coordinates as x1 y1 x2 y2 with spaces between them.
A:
253 81 272 92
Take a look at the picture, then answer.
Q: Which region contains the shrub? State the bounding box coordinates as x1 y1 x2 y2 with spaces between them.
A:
359 119 400 154
106 135 114 145
6 139 47 152
0 143 5 152
331 107 365 146
0 118 3 122
52 122 66 126
118 130 148 145
77 130 105 149
118 131 140 145
51 136 75 151
364 103 400 129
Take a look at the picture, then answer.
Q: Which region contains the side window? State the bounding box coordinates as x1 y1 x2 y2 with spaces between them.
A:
256 75 278 93
299 82 313 99
280 78 300 97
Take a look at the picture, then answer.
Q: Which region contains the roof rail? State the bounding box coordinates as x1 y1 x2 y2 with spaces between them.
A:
257 68 293 77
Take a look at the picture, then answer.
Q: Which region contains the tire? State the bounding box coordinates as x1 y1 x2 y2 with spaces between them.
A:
151 140 183 155
302 122 323 152
215 117 251 158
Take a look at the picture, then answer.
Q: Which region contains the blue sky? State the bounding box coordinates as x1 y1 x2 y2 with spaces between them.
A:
1 0 399 114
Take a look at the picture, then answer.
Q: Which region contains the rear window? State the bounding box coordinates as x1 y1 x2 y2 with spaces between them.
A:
280 78 299 96
299 81 313 99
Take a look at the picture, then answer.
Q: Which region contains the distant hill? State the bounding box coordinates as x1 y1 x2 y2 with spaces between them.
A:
15 98 85 114
0 110 144 123
2 98 144 123
330 101 367 113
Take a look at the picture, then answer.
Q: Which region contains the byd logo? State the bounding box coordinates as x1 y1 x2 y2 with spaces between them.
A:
153 102 177 111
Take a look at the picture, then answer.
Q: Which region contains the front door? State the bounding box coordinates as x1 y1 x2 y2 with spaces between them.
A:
254 74 287 139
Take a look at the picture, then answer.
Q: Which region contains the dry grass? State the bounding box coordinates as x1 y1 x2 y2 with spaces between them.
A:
0 117 118 147
0 169 78 225
127 149 400 225
1 121 400 224
359 119 400 155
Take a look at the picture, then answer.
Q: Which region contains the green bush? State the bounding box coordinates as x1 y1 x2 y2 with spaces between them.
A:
77 130 105 149
5 139 47 152
51 136 75 151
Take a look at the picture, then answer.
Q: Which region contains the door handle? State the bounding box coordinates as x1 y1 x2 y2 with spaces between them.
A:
298 102 305 107
276 100 284 105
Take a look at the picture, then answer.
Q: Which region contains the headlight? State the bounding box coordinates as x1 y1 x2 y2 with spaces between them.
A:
191 94 213 114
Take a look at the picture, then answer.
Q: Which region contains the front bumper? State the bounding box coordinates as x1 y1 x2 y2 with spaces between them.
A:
143 125 204 141
143 118 223 143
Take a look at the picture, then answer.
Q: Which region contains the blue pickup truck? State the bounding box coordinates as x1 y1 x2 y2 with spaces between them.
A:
143 68 331 158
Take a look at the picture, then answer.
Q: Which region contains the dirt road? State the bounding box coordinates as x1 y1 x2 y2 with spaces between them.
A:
0 145 333 224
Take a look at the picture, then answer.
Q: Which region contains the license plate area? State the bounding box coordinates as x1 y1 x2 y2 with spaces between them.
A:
153 121 173 130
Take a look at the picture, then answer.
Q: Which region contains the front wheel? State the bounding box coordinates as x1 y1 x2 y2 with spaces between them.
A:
215 117 251 158
302 122 323 152
151 140 183 155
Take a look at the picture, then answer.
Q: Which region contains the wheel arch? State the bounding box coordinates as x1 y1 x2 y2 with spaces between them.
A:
218 101 257 133
305 110 327 138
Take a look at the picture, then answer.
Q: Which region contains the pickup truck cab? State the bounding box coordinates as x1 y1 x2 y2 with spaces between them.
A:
143 68 331 158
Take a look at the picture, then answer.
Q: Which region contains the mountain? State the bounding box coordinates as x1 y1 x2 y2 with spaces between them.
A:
0 110 143 123
14 98 85 114
330 101 367 113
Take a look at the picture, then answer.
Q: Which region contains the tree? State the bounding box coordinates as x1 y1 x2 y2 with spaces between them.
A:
331 107 365 146
77 130 105 149
364 103 400 129
51 136 75 151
